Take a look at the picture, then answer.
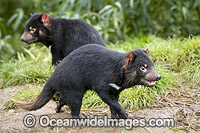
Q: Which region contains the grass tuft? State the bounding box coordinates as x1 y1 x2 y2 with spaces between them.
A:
0 45 53 88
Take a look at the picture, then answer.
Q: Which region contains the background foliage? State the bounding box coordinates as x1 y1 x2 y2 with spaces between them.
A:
0 0 200 60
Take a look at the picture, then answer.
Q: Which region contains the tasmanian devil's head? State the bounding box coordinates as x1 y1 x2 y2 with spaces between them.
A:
20 13 50 44
122 48 161 88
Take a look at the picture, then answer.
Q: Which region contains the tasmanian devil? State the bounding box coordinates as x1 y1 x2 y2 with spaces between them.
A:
20 13 105 65
14 44 161 119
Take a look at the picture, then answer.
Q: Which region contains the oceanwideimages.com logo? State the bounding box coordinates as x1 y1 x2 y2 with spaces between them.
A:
23 114 175 129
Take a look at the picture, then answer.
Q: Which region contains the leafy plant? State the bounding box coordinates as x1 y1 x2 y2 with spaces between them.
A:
1 0 200 59
0 35 15 59
7 8 24 31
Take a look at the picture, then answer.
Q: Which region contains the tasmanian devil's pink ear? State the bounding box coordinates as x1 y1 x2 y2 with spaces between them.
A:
30 13 33 16
124 52 136 68
41 13 49 27
146 48 149 56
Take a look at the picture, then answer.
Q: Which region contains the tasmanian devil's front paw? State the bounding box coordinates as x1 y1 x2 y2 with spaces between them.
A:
111 114 118 119
118 110 128 119
55 108 64 113
119 113 128 119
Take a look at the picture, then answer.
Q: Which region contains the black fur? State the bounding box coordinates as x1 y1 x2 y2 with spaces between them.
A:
14 44 161 118
21 13 105 65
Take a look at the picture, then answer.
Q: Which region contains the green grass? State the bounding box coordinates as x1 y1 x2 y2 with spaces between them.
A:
0 44 54 88
2 35 200 110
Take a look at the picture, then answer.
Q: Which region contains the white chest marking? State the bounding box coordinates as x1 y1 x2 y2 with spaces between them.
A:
49 45 52 51
109 83 121 90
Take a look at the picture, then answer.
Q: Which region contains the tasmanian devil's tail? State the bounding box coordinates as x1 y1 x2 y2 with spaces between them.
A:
13 82 54 111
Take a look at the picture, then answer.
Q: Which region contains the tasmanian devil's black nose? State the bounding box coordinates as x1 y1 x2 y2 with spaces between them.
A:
156 74 161 81
20 37 25 42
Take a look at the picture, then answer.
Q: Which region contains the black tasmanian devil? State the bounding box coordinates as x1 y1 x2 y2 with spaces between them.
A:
14 44 161 119
20 13 105 66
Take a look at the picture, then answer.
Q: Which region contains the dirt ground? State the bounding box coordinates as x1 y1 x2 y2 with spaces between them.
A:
0 85 199 133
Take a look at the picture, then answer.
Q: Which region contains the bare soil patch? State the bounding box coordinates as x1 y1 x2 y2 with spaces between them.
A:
0 86 199 132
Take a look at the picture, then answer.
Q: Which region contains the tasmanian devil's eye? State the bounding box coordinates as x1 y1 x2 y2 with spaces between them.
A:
30 28 36 34
140 66 146 72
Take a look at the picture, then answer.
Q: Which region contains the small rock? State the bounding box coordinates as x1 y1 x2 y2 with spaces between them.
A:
8 109 15 113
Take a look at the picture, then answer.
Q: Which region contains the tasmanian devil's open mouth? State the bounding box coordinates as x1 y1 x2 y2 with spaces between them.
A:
141 79 157 87
147 81 156 86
